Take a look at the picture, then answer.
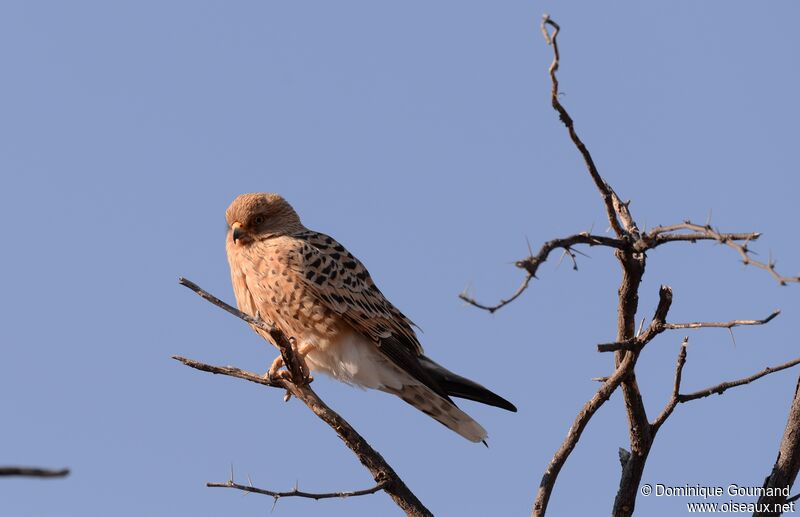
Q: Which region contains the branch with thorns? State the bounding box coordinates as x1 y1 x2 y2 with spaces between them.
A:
459 232 625 313
175 278 432 517
206 464 389 511
643 221 800 286
459 13 800 517
597 307 780 353
650 339 800 431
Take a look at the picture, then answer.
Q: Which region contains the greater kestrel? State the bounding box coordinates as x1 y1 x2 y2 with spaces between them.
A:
225 193 516 442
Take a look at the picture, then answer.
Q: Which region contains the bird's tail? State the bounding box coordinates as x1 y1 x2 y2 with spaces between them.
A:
419 355 517 412
384 382 489 442
382 356 516 443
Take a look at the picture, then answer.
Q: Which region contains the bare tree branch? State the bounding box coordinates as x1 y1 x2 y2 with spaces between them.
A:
611 269 652 517
664 310 781 330
179 277 306 384
176 278 432 517
460 271 533 314
0 467 69 478
756 376 800 516
207 477 390 501
650 337 689 434
540 14 635 238
532 350 637 516
598 307 780 353
459 233 626 313
647 341 800 445
644 222 800 285
532 286 671 516
597 286 673 353
678 357 800 403
462 14 799 517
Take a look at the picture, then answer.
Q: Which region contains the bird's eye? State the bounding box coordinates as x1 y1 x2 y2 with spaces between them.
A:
253 215 265 225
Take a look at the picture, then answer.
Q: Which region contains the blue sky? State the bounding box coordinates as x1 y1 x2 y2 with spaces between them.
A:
1 2 799 516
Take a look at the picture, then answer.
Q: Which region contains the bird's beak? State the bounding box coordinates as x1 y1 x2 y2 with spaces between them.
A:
231 222 245 243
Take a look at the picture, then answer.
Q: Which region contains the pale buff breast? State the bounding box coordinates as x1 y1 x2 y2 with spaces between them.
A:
227 236 344 351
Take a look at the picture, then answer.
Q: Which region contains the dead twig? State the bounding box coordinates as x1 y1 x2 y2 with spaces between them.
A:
679 357 800 402
207 478 390 501
598 307 779 353
650 337 689 434
459 233 626 313
540 14 635 237
663 309 780 330
645 222 800 286
0 467 69 478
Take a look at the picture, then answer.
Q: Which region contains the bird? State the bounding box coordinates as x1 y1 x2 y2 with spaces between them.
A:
224 192 516 442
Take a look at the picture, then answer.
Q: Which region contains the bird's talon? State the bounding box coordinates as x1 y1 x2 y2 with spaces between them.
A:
265 368 292 383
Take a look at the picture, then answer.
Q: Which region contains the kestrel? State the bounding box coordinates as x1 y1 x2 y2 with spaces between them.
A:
225 193 516 442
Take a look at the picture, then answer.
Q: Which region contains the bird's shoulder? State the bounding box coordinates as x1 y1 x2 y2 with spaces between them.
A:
283 230 376 293
281 230 422 353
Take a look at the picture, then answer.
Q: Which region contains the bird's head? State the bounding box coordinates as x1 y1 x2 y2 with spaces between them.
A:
225 193 303 246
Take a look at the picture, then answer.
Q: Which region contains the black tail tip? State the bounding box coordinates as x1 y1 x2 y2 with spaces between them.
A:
502 400 518 413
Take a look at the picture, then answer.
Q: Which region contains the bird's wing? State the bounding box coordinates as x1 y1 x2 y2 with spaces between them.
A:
285 231 450 395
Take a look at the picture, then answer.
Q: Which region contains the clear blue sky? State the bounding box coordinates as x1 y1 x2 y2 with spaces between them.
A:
2 2 799 516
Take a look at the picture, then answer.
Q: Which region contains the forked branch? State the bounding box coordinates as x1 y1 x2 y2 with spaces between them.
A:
522 14 798 517
679 357 800 403
532 286 672 516
532 350 638 516
598 307 780 353
460 232 627 312
644 222 800 286
176 278 432 517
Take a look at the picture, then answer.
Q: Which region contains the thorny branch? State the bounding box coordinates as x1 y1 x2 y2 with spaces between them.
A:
459 233 625 312
533 286 671 516
0 467 69 478
597 308 780 353
663 310 781 330
207 463 389 507
532 284 798 517
679 357 800 403
207 477 390 502
643 222 800 286
649 338 800 435
540 15 632 238
458 13 800 517
176 278 432 517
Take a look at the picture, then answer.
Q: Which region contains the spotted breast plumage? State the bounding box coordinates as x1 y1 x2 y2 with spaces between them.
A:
224 192 516 442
